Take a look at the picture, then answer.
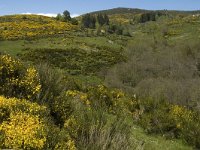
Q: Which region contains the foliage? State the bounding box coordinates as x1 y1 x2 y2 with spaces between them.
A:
56 10 78 25
71 18 79 25
105 35 200 107
133 98 200 148
35 63 81 126
140 12 157 23
0 96 48 149
0 15 77 40
2 8 200 149
36 63 75 104
0 112 46 149
66 108 132 150
0 54 41 100
63 10 71 22
0 95 77 149
97 14 109 26
82 14 96 28
20 47 125 75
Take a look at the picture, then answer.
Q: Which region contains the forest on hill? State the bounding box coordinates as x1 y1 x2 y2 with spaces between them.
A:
0 8 200 149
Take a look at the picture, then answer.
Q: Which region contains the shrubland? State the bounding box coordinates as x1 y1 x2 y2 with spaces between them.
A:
1 9 200 149
0 15 77 40
0 54 134 149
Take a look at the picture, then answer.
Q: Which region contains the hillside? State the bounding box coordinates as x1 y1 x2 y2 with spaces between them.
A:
84 7 200 24
90 7 200 15
0 8 200 149
0 14 77 40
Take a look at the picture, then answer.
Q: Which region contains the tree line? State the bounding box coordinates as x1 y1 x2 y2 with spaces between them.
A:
82 13 110 28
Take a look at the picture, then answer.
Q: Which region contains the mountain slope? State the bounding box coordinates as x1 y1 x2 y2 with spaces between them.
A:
0 14 77 40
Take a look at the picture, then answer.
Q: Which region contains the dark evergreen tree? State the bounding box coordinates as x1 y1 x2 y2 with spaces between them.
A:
90 15 96 28
104 14 110 25
63 10 71 21
82 14 96 28
140 12 156 23
97 14 105 26
82 14 90 28
97 14 110 26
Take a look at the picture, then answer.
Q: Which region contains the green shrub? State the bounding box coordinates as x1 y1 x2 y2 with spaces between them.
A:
136 97 200 148
138 98 176 135
36 63 81 126
69 108 132 150
21 48 125 75
169 105 200 147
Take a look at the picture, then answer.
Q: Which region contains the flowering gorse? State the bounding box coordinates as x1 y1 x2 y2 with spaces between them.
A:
0 54 41 100
0 15 77 40
0 96 47 149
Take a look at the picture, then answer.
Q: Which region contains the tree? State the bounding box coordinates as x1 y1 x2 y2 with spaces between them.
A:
90 15 96 28
63 10 71 21
82 14 96 29
97 14 110 26
140 12 156 23
56 13 63 21
97 14 104 26
104 14 109 25
82 14 90 28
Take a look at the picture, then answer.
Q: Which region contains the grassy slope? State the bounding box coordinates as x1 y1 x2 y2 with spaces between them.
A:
0 13 198 149
131 125 192 150
0 36 123 55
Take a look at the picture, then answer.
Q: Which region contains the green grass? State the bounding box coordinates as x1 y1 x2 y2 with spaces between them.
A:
131 125 192 150
0 34 125 55
73 75 103 87
0 33 128 76
0 40 26 55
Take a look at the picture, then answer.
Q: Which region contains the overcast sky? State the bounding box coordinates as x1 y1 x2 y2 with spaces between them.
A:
0 0 200 17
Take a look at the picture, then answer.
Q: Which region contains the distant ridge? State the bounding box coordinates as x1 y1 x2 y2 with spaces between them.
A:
84 7 200 16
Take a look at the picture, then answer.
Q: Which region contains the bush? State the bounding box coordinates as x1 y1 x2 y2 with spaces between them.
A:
36 63 80 126
0 54 41 100
0 112 46 149
105 37 200 108
170 105 200 147
63 85 133 149
68 108 132 150
135 97 200 148
0 95 77 149
21 47 125 75
0 96 48 149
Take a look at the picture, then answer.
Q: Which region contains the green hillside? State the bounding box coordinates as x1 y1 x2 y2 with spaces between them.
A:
0 8 200 149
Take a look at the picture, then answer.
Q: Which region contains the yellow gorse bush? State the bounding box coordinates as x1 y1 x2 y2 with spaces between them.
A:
0 112 46 149
0 54 41 100
0 96 47 116
21 67 41 96
170 105 194 129
0 54 22 74
64 115 80 139
0 96 47 149
66 90 91 106
0 15 77 40
55 134 76 150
